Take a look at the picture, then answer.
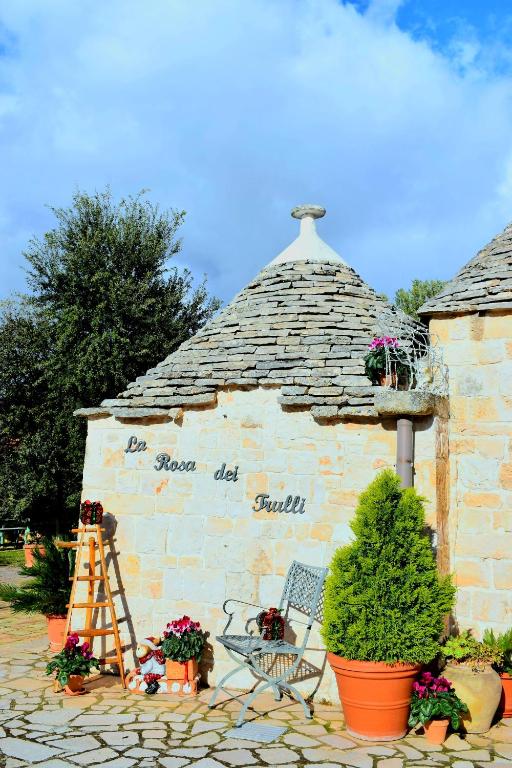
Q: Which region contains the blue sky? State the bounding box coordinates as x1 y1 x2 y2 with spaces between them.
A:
1 0 512 304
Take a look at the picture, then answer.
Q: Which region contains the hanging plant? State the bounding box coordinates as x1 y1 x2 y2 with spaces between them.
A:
364 337 409 386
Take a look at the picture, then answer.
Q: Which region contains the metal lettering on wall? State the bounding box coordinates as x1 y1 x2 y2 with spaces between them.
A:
253 494 306 514
154 454 196 472
122 437 306 513
125 435 147 453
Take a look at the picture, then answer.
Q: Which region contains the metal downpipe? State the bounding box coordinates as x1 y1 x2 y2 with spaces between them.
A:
396 417 414 488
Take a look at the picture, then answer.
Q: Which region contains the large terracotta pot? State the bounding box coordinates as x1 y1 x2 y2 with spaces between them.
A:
327 653 421 740
424 718 449 745
46 615 67 653
500 672 512 718
165 658 198 682
23 544 45 568
445 662 502 733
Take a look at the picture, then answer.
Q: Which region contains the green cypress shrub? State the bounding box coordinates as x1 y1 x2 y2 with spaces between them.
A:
322 470 454 664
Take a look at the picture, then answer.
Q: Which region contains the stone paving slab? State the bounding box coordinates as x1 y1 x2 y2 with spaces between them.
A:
1 607 512 767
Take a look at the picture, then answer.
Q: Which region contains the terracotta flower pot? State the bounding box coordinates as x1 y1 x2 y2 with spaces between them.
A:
327 653 421 740
379 372 397 388
64 674 85 696
445 662 502 733
165 658 198 682
23 544 45 568
500 672 512 718
46 615 67 653
424 718 449 745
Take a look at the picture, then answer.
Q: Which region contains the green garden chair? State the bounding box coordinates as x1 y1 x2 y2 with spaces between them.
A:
208 560 328 726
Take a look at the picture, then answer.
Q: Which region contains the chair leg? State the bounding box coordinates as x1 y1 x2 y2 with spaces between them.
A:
208 662 246 710
280 682 312 719
235 680 276 727
272 684 282 701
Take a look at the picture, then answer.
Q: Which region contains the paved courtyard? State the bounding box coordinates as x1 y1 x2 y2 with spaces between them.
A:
1 604 512 768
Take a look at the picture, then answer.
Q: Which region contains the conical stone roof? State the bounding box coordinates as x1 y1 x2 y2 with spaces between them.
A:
420 221 512 316
96 206 393 421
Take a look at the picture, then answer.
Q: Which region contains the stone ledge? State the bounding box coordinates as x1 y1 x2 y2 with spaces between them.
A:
73 407 111 417
374 389 448 417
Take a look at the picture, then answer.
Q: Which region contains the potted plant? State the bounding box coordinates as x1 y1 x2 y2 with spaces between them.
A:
161 615 206 688
256 607 285 640
322 470 455 740
482 628 512 719
408 671 467 744
46 632 99 695
364 336 409 387
0 537 72 652
23 528 45 568
442 630 503 732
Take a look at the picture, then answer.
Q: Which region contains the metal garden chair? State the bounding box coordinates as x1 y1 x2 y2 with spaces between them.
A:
208 560 328 726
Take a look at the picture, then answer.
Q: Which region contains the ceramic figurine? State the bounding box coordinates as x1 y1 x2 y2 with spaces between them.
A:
130 636 167 694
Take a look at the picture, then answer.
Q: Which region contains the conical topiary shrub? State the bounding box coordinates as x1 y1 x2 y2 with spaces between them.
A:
323 470 454 740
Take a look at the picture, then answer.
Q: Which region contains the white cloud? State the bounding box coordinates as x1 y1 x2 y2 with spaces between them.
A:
1 0 512 303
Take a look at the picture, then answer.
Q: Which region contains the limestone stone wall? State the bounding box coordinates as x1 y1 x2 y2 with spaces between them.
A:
80 387 436 701
430 312 512 635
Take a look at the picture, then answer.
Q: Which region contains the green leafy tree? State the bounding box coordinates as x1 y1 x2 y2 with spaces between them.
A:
0 189 220 531
322 470 454 664
394 279 446 321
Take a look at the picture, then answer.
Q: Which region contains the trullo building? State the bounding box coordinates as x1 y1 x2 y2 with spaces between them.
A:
76 206 512 701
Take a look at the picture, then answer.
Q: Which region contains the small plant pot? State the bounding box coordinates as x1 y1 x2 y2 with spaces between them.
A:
379 372 397 388
165 658 198 683
424 718 449 745
46 615 67 653
500 672 512 718
64 675 85 696
327 653 421 740
23 544 45 568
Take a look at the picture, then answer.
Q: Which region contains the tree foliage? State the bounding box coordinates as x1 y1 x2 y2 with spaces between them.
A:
322 470 454 664
0 189 220 531
394 279 446 321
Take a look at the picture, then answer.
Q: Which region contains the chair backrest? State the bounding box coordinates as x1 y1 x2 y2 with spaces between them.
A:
279 561 328 627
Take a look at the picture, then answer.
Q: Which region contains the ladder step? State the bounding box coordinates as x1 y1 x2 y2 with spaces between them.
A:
71 576 105 581
98 653 125 665
73 628 115 637
72 527 106 533
67 602 110 609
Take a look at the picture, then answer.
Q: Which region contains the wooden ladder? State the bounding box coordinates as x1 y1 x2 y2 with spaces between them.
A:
59 524 126 688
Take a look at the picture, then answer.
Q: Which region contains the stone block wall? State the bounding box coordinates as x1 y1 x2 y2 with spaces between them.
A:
431 312 512 635
80 387 437 701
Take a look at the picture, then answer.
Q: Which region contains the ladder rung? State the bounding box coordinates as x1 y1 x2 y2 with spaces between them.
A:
71 576 105 581
98 653 125 664
67 602 110 609
56 541 81 549
72 527 106 533
73 628 115 637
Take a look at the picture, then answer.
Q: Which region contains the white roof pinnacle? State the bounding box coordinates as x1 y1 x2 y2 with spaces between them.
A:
269 204 348 267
